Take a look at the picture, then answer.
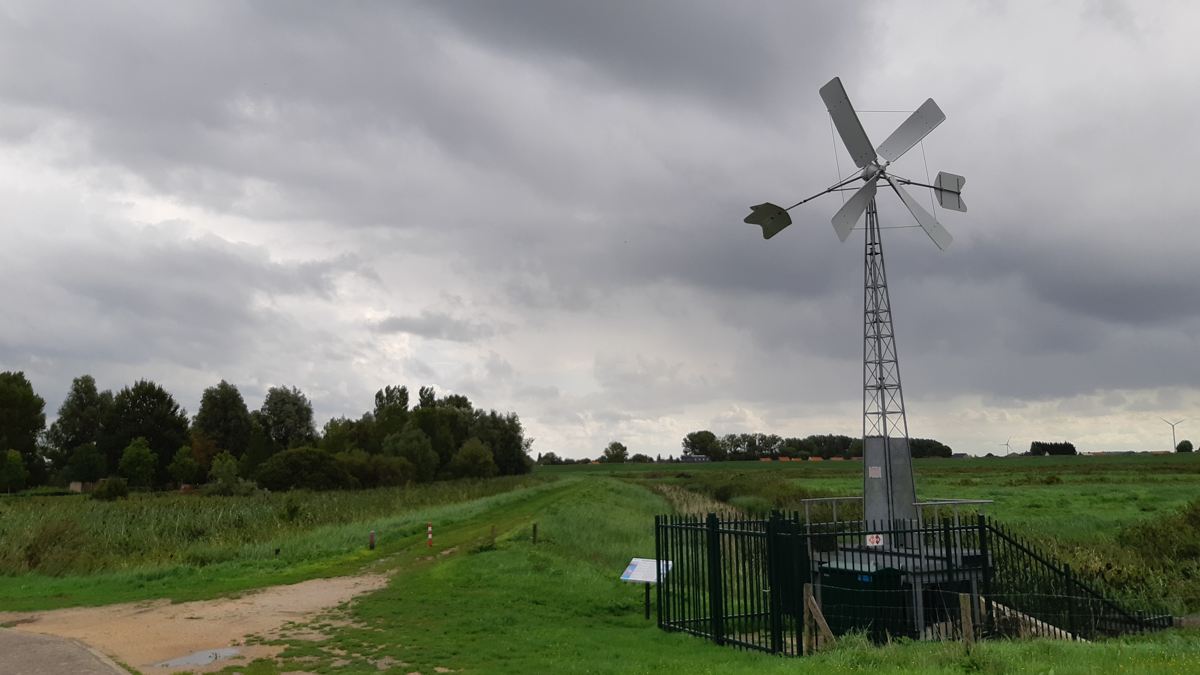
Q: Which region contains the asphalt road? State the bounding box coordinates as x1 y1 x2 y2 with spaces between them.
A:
0 629 126 675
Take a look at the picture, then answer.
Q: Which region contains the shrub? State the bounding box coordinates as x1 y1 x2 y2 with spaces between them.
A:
449 438 498 478
206 450 257 496
168 445 203 485
91 476 129 501
256 447 357 491
118 438 156 488
382 428 438 482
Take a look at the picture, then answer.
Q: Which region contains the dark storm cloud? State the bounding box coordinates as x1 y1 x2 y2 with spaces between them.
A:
2 1 1199 456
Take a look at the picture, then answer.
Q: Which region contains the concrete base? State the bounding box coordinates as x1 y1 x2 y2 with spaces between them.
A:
0 629 126 675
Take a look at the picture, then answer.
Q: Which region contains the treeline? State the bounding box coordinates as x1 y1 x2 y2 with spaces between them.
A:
532 432 954 465
0 371 532 494
678 431 953 461
1029 441 1077 456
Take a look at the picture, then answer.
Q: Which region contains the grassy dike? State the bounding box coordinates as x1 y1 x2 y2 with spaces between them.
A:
0 477 559 611
229 476 1200 675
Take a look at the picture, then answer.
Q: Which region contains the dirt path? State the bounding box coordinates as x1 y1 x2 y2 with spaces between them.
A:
0 574 388 673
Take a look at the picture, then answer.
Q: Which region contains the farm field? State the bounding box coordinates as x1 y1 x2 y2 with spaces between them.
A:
2 455 1198 673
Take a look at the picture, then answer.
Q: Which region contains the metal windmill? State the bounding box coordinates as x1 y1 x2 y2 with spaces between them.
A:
745 77 966 525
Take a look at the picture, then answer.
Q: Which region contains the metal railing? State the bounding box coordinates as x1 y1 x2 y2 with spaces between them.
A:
654 512 1171 656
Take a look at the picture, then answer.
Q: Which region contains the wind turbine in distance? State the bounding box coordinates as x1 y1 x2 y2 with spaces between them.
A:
999 438 1014 456
1161 418 1185 452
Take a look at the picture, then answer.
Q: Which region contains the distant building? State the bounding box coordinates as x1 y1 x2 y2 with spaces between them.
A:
679 455 710 463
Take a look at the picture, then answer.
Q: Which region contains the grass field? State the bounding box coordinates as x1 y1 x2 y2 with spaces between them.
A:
224 473 1200 674
4 455 1199 673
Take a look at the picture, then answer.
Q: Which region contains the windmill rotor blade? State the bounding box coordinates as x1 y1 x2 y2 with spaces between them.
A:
819 77 876 169
744 203 793 239
876 98 946 162
885 175 953 250
831 176 878 242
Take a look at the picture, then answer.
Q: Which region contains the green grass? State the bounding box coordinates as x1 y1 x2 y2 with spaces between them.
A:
217 476 1200 675
0 476 557 611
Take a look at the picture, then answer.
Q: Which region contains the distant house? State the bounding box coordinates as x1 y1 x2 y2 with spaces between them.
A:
951 453 968 459
680 455 710 463
810 457 824 462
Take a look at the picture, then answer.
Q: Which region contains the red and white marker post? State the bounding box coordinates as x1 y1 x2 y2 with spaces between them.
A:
427 521 433 548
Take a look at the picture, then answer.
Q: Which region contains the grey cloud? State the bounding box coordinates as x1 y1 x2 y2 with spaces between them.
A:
372 311 494 343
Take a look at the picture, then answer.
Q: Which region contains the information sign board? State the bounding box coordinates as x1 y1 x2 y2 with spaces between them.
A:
620 558 672 583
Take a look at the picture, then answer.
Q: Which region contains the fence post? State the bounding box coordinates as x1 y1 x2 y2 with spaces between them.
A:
802 582 814 655
654 516 663 629
959 593 975 648
1065 564 1077 641
705 513 724 645
767 511 783 654
977 514 992 636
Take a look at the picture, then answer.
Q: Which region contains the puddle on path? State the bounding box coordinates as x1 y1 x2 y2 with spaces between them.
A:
154 647 241 668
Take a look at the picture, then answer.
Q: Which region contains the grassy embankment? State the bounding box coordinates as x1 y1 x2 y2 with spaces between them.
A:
223 475 1200 675
0 475 556 610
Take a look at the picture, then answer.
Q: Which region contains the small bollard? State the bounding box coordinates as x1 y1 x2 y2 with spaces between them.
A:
427 522 433 548
274 548 280 557
532 522 538 545
369 530 376 550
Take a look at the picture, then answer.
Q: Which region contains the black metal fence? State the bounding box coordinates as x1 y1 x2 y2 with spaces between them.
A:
654 512 1171 655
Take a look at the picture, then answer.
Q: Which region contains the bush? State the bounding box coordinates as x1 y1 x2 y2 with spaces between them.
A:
256 447 357 491
118 438 156 488
335 448 414 488
91 477 129 501
1178 440 1194 453
449 438 498 478
382 428 438 483
206 450 257 496
168 445 203 485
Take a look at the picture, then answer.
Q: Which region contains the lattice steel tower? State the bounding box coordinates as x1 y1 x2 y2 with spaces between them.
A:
861 199 915 524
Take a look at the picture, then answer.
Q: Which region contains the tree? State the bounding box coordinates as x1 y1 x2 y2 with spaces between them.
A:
629 453 654 463
372 385 410 448
0 449 29 492
417 386 437 408
682 430 723 460
168 445 203 485
383 428 439 482
603 441 629 464
408 404 471 471
118 438 157 488
470 410 532 476
259 386 317 450
97 380 189 483
209 450 242 491
193 381 252 456
1029 441 1077 456
256 447 356 491
0 371 46 482
1178 440 1194 453
536 452 564 465
65 443 106 483
45 375 111 465
449 438 498 478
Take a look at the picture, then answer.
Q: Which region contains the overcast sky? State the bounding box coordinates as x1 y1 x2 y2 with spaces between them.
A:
1 1 1198 458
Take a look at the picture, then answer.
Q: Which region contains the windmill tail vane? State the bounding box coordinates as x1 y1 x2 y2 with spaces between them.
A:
743 77 966 247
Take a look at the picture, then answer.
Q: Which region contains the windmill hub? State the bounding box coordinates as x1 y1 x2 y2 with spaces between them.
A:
862 163 882 180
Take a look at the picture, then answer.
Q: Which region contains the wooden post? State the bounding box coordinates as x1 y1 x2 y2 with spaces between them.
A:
959 593 975 648
490 524 497 547
806 589 835 648
802 583 814 655
532 522 538 544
